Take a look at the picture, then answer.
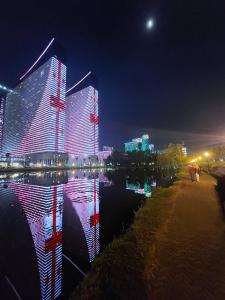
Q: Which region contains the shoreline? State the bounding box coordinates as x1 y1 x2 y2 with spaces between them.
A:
0 165 159 174
0 165 109 173
70 176 181 299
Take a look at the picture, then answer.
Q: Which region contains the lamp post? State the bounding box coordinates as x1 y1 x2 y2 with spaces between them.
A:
204 152 210 173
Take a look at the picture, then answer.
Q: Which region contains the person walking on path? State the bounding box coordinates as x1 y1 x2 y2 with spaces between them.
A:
188 164 200 182
188 164 195 181
193 163 200 182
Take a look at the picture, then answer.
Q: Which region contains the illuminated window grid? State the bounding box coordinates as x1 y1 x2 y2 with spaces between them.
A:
2 57 66 156
65 86 99 157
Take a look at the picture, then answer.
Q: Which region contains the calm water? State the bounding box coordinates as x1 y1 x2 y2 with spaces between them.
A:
0 168 174 300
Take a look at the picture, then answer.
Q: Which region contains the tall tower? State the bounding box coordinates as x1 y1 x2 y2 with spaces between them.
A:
2 57 67 165
141 134 150 151
65 85 99 165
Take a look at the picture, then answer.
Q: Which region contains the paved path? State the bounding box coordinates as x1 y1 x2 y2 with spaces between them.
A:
152 173 225 300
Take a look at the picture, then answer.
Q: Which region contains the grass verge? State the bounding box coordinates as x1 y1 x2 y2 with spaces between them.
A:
71 181 181 300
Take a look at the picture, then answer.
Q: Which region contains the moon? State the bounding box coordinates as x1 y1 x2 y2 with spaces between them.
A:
146 18 154 30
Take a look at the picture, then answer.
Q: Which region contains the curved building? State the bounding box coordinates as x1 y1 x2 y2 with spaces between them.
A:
2 56 67 166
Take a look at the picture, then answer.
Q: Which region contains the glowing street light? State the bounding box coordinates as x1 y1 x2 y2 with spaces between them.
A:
204 152 210 172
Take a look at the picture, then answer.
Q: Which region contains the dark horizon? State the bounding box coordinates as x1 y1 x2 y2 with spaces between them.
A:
1 0 225 151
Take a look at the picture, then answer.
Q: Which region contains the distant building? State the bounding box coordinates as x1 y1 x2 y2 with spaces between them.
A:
182 142 187 157
103 146 113 152
141 134 150 151
149 144 154 152
125 134 154 153
2 56 67 166
98 146 113 164
65 85 99 166
125 141 139 152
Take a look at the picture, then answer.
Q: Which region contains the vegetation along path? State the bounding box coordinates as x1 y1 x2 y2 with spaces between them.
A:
72 172 225 300
151 173 225 299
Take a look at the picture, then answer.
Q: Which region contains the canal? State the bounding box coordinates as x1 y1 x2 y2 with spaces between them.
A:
0 168 174 300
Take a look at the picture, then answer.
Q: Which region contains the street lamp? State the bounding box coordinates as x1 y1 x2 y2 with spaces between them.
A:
204 152 210 172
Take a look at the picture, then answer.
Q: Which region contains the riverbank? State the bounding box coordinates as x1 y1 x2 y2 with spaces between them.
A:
150 172 225 299
70 177 181 299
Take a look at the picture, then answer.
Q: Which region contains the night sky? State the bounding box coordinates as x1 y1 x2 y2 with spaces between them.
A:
1 0 225 151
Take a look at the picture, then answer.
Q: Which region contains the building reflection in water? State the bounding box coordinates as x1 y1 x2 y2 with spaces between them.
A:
0 170 101 300
126 178 156 197
7 172 66 300
64 171 100 264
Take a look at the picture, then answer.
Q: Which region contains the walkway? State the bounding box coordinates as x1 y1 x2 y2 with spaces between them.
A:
151 173 225 300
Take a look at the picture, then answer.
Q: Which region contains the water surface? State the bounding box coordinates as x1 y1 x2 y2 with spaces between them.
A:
0 168 173 299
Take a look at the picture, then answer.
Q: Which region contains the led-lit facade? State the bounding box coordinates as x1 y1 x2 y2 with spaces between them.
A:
125 134 154 153
124 141 139 152
141 134 150 151
65 86 99 165
2 57 67 165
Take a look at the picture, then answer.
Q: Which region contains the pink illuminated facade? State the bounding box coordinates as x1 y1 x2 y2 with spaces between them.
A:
2 57 67 164
65 86 99 165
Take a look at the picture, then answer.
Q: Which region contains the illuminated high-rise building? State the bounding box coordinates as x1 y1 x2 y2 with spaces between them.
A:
2 56 67 165
141 134 150 151
125 134 154 153
65 85 99 165
182 142 187 157
124 141 139 152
